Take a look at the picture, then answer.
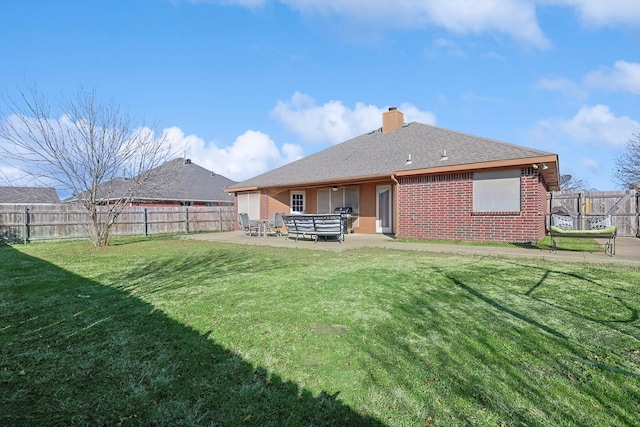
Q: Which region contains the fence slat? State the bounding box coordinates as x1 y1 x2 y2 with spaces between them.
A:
0 204 235 243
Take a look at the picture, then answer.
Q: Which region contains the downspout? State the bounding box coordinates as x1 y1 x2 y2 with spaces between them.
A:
391 174 399 235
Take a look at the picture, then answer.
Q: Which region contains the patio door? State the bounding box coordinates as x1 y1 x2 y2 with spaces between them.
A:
237 191 260 221
376 185 393 234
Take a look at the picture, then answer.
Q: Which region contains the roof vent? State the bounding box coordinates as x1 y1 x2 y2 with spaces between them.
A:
184 158 192 165
405 154 412 165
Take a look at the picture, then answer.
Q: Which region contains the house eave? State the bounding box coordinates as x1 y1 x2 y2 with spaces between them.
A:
225 186 258 193
227 155 561 194
395 155 560 191
92 196 234 204
231 173 396 193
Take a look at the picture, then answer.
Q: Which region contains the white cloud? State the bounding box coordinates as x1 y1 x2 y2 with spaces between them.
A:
270 93 381 144
584 60 640 94
0 165 32 187
535 104 640 147
281 0 550 48
187 1 639 49
162 126 303 181
270 92 436 144
550 0 640 27
536 76 588 101
0 113 287 186
397 102 438 126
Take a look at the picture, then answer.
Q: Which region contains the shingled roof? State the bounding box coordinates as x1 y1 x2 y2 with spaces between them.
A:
227 122 559 191
90 158 236 203
0 186 60 204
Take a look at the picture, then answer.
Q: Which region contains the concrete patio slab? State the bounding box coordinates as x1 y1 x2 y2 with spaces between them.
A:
183 232 640 266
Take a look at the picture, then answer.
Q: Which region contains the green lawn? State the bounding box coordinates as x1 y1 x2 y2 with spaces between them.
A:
2 236 639 426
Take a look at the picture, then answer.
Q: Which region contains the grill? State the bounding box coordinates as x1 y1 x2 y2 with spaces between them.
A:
333 207 355 233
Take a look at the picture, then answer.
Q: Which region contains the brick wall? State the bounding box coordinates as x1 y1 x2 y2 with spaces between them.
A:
397 168 547 243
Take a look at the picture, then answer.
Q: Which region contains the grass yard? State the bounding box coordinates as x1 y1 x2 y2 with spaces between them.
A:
397 235 604 253
1 236 639 426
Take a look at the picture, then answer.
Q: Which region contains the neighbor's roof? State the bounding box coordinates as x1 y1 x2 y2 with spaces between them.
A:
0 186 60 204
227 122 559 191
91 158 236 203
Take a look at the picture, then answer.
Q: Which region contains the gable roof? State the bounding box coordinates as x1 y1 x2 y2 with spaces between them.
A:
0 186 60 204
86 158 236 203
227 122 560 191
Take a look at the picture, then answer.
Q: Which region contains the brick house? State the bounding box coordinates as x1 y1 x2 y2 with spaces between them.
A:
225 108 560 243
87 158 236 207
0 186 60 204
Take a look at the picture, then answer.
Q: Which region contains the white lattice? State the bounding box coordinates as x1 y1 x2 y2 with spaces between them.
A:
587 215 611 230
552 214 574 230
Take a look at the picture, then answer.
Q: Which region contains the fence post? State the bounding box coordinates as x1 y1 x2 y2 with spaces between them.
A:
577 191 583 230
143 208 148 236
23 207 29 244
184 206 189 233
636 189 639 238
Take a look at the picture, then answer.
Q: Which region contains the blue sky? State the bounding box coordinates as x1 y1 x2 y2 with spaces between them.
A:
1 0 639 191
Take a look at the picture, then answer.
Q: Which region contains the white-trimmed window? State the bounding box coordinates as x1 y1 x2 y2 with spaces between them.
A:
237 191 260 220
473 170 521 212
291 191 305 213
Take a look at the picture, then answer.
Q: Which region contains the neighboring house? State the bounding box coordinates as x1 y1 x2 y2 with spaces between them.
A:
0 186 60 204
225 108 560 243
81 158 236 207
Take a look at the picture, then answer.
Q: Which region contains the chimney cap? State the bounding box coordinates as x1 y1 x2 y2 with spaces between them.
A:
388 106 397 111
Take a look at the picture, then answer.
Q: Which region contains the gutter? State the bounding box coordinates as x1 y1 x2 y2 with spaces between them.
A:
224 186 258 193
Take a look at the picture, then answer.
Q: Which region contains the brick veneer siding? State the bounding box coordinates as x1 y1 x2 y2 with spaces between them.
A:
396 168 547 243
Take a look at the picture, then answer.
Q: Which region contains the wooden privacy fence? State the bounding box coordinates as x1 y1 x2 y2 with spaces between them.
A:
548 189 639 237
0 204 236 243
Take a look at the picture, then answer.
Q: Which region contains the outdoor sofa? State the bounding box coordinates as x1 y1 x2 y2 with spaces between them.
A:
281 214 344 243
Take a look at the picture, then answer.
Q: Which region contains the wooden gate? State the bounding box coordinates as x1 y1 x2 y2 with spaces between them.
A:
548 190 639 237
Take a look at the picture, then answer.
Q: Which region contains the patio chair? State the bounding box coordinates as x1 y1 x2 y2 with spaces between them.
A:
238 213 259 237
267 212 285 236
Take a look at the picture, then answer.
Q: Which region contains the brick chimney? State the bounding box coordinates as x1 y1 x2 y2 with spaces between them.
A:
382 107 404 133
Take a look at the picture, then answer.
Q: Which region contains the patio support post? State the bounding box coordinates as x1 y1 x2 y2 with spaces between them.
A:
184 206 189 233
549 191 553 231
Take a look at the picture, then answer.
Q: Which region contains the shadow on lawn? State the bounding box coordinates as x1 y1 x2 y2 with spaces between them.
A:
0 245 384 426
361 257 639 426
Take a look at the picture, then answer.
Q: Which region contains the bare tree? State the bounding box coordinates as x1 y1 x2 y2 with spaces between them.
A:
0 87 175 247
614 131 640 189
559 174 591 192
